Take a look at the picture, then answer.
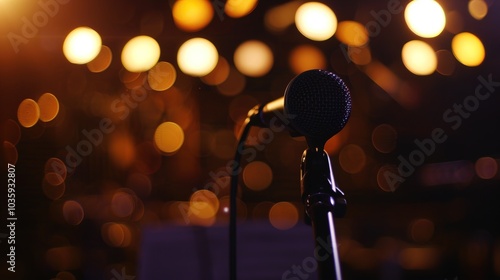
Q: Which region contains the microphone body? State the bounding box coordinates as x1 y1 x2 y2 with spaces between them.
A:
249 69 352 148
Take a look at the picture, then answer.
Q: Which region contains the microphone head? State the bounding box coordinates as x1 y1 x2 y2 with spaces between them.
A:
284 69 351 146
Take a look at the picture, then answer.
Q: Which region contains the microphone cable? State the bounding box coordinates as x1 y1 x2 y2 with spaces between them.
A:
229 107 260 280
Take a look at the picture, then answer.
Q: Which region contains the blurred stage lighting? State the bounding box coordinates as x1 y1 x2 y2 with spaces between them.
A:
404 0 446 38
121 35 161 72
234 40 273 77
63 27 102 64
402 40 437 75
295 2 337 41
172 0 214 32
154 122 185 154
452 32 485 67
225 0 258 18
17 98 40 128
177 38 218 77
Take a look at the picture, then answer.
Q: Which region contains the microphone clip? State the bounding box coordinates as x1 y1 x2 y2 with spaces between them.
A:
300 147 347 224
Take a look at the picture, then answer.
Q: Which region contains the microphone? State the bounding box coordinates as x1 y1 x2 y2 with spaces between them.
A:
249 69 352 148
233 69 351 280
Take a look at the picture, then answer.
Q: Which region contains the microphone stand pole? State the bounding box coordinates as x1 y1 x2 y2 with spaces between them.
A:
301 147 346 280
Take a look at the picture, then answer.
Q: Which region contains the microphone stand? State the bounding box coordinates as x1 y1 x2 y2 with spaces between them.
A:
301 147 346 280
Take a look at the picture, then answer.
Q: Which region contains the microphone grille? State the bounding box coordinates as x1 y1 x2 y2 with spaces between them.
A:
284 69 351 141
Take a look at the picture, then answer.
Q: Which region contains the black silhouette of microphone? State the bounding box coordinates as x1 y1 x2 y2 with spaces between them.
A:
248 69 352 148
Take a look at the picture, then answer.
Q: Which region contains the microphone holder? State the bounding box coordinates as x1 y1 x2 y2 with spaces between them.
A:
301 147 346 280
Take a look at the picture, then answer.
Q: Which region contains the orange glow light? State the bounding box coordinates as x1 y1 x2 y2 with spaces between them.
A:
37 93 59 122
62 200 85 225
87 45 112 73
243 161 273 191
225 0 258 18
172 0 214 32
154 122 184 154
269 202 299 230
17 98 40 128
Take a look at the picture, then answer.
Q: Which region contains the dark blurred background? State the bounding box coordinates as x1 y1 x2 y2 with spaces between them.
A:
1 0 500 279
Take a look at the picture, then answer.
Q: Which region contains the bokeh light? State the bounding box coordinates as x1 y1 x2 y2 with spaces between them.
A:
201 56 230 85
269 202 299 230
348 45 372 65
404 0 446 38
111 190 136 218
42 172 66 200
177 38 218 76
216 67 246 96
335 21 369 47
468 0 488 20
63 27 102 64
451 32 485 67
475 157 498 179
87 45 112 73
121 35 161 72
377 165 401 192
120 69 142 84
37 93 59 122
190 190 219 219
264 1 301 32
289 44 326 74
188 202 217 226
3 141 18 165
409 218 435 243
148 61 177 91
363 61 401 104
17 98 40 128
101 222 132 247
62 200 85 225
295 2 337 41
125 73 148 90
402 40 437 75
131 198 145 221
225 0 258 18
243 161 273 191
234 40 273 77
445 10 464 34
172 0 214 32
154 122 184 154
45 158 67 181
372 124 398 153
339 144 366 174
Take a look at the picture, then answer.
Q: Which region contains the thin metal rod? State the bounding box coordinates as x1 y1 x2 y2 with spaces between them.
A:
310 210 342 280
